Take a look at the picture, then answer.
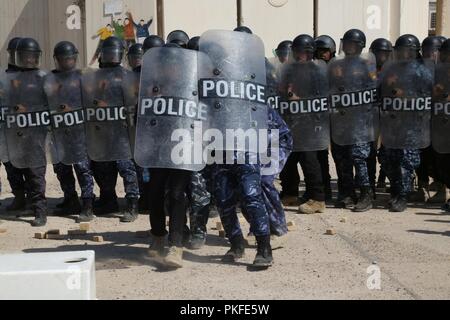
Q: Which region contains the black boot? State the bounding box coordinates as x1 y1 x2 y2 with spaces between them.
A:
31 210 47 227
390 196 408 212
56 197 70 209
120 198 139 223
253 235 273 268
94 197 119 216
7 192 26 212
353 187 374 212
222 234 246 262
53 195 81 216
78 199 95 222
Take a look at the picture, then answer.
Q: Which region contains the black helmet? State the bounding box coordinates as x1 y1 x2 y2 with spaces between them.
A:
7 37 22 52
164 43 182 48
7 37 22 66
275 40 292 55
101 36 124 64
143 35 165 52
440 39 450 52
234 26 253 34
128 43 144 56
127 44 144 70
436 36 447 45
53 41 79 57
394 34 421 50
341 29 366 48
167 30 190 48
370 38 393 52
315 35 336 54
15 38 42 69
292 34 316 53
422 36 444 50
187 36 200 51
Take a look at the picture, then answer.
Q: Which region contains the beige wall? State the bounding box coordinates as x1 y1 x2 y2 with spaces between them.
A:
84 0 156 68
436 0 450 36
242 0 314 57
163 0 236 41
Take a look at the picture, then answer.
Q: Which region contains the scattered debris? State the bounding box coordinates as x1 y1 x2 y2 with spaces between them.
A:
326 229 336 236
93 236 104 243
79 223 90 231
47 229 61 235
340 218 347 223
0 228 7 234
46 234 65 240
68 229 88 236
34 232 46 239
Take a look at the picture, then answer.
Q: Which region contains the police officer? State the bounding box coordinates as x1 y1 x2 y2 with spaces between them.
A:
167 30 190 48
3 37 32 212
48 41 96 222
369 38 393 192
143 35 165 53
85 37 140 222
328 29 378 212
6 38 49 226
379 34 433 212
187 36 200 51
275 40 292 64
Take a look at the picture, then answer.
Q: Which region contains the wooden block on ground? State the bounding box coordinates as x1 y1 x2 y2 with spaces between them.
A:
216 222 224 231
47 234 65 240
340 218 347 223
93 236 104 243
68 229 88 236
34 232 46 239
47 229 60 235
136 231 150 238
218 230 226 238
326 229 336 236
79 223 90 231
0 228 7 234
287 225 297 232
287 221 295 227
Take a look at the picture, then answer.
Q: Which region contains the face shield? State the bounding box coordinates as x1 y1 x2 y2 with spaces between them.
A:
394 47 418 61
422 47 440 63
15 50 41 69
370 49 393 69
100 47 123 64
127 53 143 69
54 54 78 72
7 49 16 66
275 49 290 64
340 40 362 56
315 48 333 62
292 49 314 63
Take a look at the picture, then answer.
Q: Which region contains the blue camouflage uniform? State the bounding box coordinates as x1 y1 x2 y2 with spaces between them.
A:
53 159 95 201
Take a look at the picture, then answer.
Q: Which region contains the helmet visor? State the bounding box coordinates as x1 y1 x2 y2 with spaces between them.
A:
15 51 41 69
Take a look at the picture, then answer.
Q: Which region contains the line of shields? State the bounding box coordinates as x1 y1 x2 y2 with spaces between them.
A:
0 31 448 173
268 52 449 156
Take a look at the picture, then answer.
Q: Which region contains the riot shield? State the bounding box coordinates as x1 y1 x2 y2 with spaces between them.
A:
266 58 281 110
122 71 140 154
380 59 433 149
279 59 330 152
4 70 55 169
135 46 209 171
199 30 268 153
432 62 450 154
43 70 87 165
328 53 378 146
82 67 133 162
0 72 9 162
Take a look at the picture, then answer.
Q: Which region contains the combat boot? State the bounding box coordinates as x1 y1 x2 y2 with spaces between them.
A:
7 192 26 212
163 246 184 268
442 200 450 212
390 196 408 212
298 199 325 214
281 195 299 207
253 235 273 268
148 235 166 259
222 234 245 262
53 195 81 216
353 187 374 212
78 199 94 222
94 197 119 216
428 186 449 204
31 210 47 227
120 198 139 223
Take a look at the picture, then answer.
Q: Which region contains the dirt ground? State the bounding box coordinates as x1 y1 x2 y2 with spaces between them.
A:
0 162 449 300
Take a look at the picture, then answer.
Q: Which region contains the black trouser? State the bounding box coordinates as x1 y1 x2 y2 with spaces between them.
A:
5 164 47 214
148 168 192 247
318 149 331 194
280 153 300 197
416 146 439 185
435 153 450 189
280 151 325 202
367 142 378 188
4 162 30 197
91 161 118 200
